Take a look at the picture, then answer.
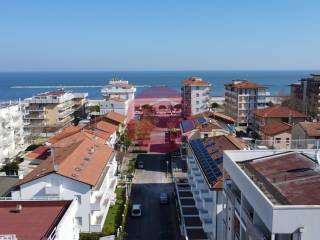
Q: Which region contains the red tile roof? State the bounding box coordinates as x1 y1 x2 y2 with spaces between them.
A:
48 126 82 144
105 111 126 123
0 200 72 240
225 80 265 89
91 121 118 134
255 106 306 118
298 122 320 137
196 135 247 189
25 146 50 160
18 131 114 187
261 122 292 136
182 76 210 86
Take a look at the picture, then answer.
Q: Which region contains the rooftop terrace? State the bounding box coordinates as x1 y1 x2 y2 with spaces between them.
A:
238 151 320 205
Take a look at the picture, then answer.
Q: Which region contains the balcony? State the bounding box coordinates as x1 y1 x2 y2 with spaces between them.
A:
57 102 74 110
27 107 45 112
58 109 74 118
24 114 46 120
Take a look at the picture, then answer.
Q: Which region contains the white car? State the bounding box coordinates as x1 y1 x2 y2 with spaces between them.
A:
131 204 142 217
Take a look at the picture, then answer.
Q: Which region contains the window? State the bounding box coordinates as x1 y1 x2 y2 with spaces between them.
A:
196 86 199 90
196 93 199 97
75 195 81 204
286 138 290 144
196 108 200 112
196 101 199 105
275 138 281 144
75 217 82 226
204 133 209 138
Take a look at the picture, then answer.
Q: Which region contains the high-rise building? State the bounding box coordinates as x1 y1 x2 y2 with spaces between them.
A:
0 102 25 166
225 80 266 128
181 76 211 118
290 73 320 120
24 91 88 137
100 79 136 120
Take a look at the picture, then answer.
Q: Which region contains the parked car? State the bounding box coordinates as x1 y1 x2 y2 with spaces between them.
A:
137 160 144 169
131 204 142 217
159 192 169 204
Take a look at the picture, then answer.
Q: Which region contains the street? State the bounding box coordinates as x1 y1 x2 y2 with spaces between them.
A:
125 153 181 240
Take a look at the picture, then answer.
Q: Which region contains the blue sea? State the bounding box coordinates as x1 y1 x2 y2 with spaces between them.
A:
0 70 316 101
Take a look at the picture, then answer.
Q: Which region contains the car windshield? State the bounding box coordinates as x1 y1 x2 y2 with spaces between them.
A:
133 209 140 214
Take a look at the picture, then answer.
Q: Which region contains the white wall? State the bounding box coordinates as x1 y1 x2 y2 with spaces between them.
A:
13 173 92 232
0 103 25 165
56 199 79 240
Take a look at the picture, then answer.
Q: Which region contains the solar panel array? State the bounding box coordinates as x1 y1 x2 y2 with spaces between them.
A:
190 139 223 184
181 120 195 133
195 116 207 124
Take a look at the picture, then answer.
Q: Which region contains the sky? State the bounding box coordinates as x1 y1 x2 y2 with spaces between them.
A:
0 0 319 71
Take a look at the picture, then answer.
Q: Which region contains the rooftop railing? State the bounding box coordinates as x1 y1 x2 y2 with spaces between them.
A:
251 139 320 150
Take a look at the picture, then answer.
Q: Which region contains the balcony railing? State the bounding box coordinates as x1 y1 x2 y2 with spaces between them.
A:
24 114 46 120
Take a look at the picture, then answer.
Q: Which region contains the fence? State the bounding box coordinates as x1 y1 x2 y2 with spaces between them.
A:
250 139 320 150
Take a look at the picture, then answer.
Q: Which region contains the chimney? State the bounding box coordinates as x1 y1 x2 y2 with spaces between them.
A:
16 204 22 212
53 163 59 172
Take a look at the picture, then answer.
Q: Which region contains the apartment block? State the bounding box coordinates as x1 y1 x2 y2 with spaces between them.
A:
24 91 88 137
290 73 320 120
0 102 25 166
12 130 118 233
0 199 79 240
100 79 136 120
181 77 211 118
184 135 247 240
225 80 266 128
223 149 320 240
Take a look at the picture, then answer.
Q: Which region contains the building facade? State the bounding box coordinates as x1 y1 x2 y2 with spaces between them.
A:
0 102 25 166
181 77 211 118
290 73 320 120
185 135 247 240
24 91 87 137
253 106 305 137
291 121 320 149
223 149 320 240
12 131 118 233
225 80 266 128
100 79 136 120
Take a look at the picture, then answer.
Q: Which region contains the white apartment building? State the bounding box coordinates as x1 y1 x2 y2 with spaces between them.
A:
0 102 25 166
0 199 79 240
12 131 118 233
225 80 266 128
223 149 320 240
24 91 88 137
185 135 247 240
100 79 136 120
181 77 211 117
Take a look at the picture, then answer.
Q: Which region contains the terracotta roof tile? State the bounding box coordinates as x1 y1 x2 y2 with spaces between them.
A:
48 126 82 144
105 111 126 123
261 122 292 136
18 131 114 187
225 80 265 89
255 106 306 118
25 146 50 160
299 122 320 137
182 76 210 86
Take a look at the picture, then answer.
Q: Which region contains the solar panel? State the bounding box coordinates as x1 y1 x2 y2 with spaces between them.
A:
196 116 207 124
190 139 223 184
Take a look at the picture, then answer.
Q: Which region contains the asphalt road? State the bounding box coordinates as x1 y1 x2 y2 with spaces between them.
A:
125 153 181 240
